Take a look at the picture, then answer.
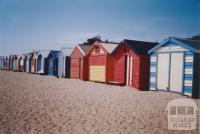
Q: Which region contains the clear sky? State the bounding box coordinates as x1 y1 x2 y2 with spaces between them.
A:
0 0 199 56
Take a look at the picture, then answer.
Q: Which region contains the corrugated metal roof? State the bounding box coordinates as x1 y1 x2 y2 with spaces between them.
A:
101 42 119 54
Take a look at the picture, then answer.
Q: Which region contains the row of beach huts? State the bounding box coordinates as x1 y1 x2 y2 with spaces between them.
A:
0 37 200 98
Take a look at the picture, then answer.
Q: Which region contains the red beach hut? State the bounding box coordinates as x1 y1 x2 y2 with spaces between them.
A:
88 41 119 83
112 39 157 90
70 43 92 80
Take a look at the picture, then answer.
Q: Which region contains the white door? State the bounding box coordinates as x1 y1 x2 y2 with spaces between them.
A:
126 55 133 86
157 53 170 90
169 53 184 92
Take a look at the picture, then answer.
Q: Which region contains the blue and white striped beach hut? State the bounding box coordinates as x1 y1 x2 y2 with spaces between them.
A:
148 37 200 98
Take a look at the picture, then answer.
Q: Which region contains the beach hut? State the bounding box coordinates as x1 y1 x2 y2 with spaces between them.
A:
30 51 39 73
8 55 15 71
19 54 26 72
0 57 2 70
70 43 92 80
148 37 200 98
57 48 73 78
0 56 4 70
88 41 119 83
13 55 20 71
47 50 60 76
36 50 50 74
111 39 157 90
2 56 9 70
24 53 33 72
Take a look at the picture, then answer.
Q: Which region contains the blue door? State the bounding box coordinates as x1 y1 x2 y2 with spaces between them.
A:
37 55 42 72
48 58 54 75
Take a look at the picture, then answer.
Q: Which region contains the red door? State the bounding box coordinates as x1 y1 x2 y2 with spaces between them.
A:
71 58 81 79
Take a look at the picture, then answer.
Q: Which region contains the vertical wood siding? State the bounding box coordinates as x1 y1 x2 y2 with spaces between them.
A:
70 47 88 80
113 45 126 84
88 54 107 82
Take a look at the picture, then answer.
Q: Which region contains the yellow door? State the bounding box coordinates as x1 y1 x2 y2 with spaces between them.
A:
90 66 105 82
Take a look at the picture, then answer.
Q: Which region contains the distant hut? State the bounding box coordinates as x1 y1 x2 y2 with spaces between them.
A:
47 50 60 76
30 51 39 73
9 55 16 71
24 53 33 73
19 54 26 72
70 43 92 80
2 56 9 70
0 56 2 70
13 55 20 71
36 50 50 74
58 48 73 78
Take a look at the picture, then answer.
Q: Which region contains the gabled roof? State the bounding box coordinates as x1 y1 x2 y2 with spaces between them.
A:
27 53 33 59
9 55 18 60
148 37 200 54
37 50 50 58
61 48 73 57
124 39 158 55
77 44 92 55
49 50 60 58
32 51 39 57
100 42 119 54
20 54 26 59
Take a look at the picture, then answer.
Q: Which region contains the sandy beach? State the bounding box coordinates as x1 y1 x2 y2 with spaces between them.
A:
0 70 199 134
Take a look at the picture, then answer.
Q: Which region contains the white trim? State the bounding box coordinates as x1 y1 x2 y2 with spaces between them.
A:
129 56 133 86
126 56 129 86
77 46 86 56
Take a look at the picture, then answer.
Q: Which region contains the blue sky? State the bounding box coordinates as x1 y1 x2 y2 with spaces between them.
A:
0 0 199 56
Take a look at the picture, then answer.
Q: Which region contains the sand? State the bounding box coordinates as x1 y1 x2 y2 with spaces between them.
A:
0 70 199 134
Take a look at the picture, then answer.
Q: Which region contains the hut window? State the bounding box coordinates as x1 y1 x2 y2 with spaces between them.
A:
95 47 100 54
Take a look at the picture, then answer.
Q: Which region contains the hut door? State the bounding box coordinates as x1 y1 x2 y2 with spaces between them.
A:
157 53 170 90
26 60 29 72
126 55 133 86
169 53 184 92
62 57 65 77
79 58 82 79
31 58 36 73
48 58 54 75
